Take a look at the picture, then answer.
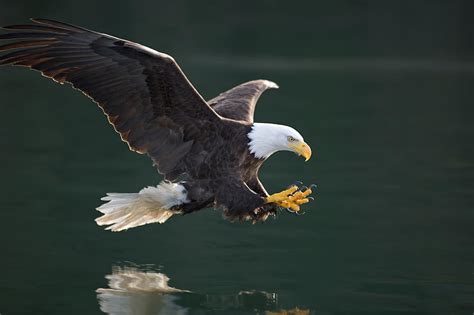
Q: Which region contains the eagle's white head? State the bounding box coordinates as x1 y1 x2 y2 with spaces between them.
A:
247 123 312 161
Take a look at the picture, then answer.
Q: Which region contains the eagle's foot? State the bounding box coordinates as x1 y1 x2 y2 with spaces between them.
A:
265 185 299 203
265 184 314 213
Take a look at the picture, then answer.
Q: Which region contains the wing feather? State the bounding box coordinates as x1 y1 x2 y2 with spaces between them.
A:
208 79 278 122
0 19 222 176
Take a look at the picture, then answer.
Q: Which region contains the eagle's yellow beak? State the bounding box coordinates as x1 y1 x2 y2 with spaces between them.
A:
289 141 312 161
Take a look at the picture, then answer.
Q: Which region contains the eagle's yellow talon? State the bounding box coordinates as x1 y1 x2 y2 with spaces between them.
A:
290 191 304 200
296 198 309 205
265 185 299 203
279 200 290 208
266 184 314 213
285 185 299 195
288 202 300 212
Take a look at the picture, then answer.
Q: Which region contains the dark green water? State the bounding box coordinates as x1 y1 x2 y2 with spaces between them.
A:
0 1 473 314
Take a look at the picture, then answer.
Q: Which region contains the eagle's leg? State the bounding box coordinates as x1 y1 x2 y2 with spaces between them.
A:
265 185 313 212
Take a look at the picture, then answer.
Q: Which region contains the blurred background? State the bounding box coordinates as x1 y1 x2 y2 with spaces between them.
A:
0 1 473 314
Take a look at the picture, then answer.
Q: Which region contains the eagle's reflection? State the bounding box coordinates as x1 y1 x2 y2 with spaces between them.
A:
96 264 300 315
96 265 189 314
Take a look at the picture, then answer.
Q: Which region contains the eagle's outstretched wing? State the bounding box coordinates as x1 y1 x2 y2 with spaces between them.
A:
0 18 222 175
207 79 278 122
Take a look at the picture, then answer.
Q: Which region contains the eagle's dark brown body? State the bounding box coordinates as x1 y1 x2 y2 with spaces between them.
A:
147 93 272 217
179 121 269 218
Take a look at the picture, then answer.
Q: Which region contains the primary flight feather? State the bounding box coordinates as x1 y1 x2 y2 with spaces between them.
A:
0 19 314 231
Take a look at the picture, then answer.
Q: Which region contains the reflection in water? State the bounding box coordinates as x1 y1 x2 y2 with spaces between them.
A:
200 290 278 311
96 265 189 315
97 264 312 315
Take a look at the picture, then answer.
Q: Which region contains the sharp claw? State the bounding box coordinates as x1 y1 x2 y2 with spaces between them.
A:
292 181 303 187
285 207 305 215
299 185 308 191
285 207 297 214
310 184 318 189
308 196 315 201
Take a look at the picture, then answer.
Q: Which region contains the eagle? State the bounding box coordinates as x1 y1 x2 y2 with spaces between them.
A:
0 19 314 231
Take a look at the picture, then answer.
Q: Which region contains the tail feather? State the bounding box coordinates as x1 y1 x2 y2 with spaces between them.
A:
95 182 188 232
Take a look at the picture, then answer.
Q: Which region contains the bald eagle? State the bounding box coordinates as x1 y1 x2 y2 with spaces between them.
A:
0 19 314 231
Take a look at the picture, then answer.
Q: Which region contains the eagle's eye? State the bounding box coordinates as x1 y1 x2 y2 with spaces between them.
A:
287 136 296 142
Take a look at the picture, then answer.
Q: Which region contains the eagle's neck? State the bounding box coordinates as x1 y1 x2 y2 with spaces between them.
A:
247 123 290 159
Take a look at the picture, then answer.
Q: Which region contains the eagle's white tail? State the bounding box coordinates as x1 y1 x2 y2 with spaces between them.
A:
95 181 188 232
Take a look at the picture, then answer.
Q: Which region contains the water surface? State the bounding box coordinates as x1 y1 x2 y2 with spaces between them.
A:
0 1 473 314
